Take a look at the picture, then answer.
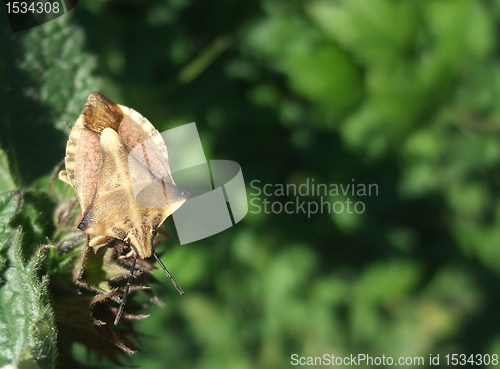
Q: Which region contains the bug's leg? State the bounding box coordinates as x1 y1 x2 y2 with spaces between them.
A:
152 228 173 249
60 198 78 227
88 235 109 247
114 256 137 325
155 228 173 241
49 158 66 193
119 248 135 259
77 235 90 281
116 240 134 259
153 252 184 295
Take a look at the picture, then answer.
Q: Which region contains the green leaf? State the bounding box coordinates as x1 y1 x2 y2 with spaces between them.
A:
283 42 363 115
307 0 418 65
3 15 100 185
0 192 57 369
0 191 21 273
354 260 421 304
0 147 17 192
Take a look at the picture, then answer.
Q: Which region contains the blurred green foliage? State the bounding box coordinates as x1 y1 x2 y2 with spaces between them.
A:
3 0 500 367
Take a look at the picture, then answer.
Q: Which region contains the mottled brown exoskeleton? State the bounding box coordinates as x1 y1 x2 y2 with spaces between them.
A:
59 92 188 324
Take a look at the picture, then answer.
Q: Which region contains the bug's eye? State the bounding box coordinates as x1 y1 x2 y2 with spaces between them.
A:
151 230 157 237
124 237 131 246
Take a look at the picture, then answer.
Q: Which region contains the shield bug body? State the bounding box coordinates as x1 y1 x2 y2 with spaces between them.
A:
59 92 188 324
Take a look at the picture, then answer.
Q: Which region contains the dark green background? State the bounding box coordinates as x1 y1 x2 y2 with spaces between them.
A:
3 0 500 367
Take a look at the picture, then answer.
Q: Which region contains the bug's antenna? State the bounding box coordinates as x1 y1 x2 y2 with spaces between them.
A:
114 256 137 325
153 252 184 295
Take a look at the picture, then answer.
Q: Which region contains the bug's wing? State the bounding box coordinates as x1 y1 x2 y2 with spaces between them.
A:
83 92 124 135
62 93 126 214
64 115 103 214
78 128 175 238
118 105 175 186
119 110 189 216
78 128 138 239
129 154 189 215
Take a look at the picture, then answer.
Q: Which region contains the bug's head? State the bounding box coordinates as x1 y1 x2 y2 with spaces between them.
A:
123 225 158 259
123 225 185 296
